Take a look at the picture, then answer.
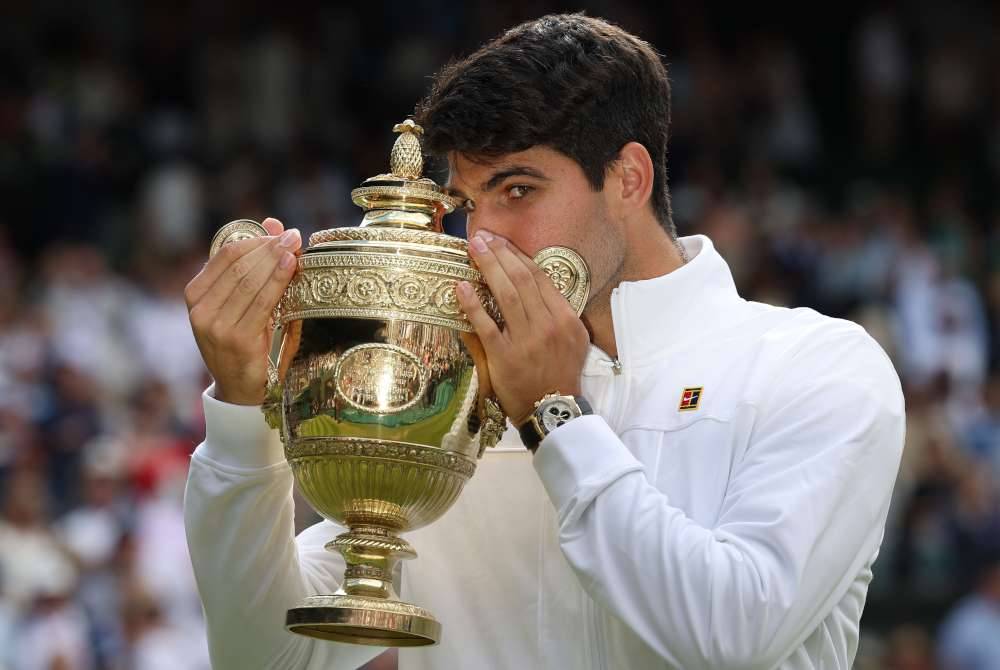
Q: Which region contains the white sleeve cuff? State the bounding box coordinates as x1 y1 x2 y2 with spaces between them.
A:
198 383 285 469
532 414 644 518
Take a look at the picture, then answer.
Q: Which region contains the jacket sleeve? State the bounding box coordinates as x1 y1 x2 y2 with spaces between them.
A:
533 329 905 670
183 385 384 670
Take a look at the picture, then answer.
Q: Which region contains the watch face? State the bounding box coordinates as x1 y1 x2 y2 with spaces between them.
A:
537 397 579 432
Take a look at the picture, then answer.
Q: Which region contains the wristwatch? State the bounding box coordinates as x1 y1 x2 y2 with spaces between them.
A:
518 393 594 453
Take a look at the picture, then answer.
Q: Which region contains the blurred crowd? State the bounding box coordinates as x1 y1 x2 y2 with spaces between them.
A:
1 1 1000 669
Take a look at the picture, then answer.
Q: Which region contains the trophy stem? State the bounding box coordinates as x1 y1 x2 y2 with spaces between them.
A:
330 525 416 600
285 524 441 646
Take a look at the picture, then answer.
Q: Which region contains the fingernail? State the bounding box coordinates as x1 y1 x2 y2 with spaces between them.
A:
279 229 300 248
470 236 488 254
477 230 494 242
484 232 506 247
280 252 295 270
456 281 471 296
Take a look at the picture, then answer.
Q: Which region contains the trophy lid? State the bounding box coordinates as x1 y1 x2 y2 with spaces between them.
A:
347 119 461 232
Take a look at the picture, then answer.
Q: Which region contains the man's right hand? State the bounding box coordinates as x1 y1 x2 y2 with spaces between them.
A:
185 217 302 406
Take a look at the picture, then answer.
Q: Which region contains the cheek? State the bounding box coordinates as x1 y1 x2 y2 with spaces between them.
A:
517 199 595 255
571 206 625 288
509 225 550 258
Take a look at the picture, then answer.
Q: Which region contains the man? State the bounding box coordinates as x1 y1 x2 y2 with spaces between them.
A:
184 14 905 669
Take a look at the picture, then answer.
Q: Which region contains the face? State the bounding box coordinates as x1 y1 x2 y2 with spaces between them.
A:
445 147 626 309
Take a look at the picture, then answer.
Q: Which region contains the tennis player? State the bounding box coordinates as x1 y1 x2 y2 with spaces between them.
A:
184 14 905 669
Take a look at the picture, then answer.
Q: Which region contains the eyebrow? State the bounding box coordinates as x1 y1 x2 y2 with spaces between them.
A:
482 166 549 192
445 165 550 202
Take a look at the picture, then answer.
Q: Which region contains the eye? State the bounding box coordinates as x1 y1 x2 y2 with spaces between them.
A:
507 184 534 200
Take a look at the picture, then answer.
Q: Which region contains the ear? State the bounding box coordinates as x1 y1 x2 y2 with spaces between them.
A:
613 142 655 216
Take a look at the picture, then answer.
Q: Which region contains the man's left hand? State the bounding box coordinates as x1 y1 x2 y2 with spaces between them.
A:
456 231 590 425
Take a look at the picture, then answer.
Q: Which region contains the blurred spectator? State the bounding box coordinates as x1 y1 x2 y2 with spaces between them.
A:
882 624 937 670
137 162 204 255
964 375 1000 472
38 245 138 398
0 470 74 611
124 254 206 424
11 572 94 670
130 450 202 631
938 558 1000 670
0 252 47 427
57 440 128 573
55 438 131 667
116 587 209 670
39 365 104 513
947 467 1000 590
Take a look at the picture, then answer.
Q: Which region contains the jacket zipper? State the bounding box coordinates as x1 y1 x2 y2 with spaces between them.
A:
605 285 630 433
586 286 630 668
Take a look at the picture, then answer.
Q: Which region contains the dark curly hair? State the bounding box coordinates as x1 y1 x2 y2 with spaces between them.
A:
415 13 674 236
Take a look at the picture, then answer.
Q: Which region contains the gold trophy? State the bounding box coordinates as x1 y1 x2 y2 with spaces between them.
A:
208 120 589 647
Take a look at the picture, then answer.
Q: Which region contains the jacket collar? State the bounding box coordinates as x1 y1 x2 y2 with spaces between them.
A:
584 235 743 373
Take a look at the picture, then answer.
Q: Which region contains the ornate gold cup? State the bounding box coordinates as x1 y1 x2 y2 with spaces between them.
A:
208 120 590 647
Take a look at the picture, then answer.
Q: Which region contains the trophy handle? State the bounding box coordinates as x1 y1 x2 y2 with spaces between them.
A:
478 397 505 454
532 246 590 317
209 219 287 429
458 331 507 454
261 327 284 431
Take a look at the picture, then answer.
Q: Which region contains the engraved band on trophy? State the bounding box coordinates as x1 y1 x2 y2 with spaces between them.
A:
208 119 590 647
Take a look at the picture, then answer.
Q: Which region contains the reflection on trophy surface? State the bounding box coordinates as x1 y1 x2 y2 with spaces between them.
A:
208 120 589 647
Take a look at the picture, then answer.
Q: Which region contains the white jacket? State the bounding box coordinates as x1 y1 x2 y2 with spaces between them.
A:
184 235 905 670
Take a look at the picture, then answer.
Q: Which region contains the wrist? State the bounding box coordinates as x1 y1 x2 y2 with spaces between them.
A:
513 386 582 425
518 392 593 453
213 382 263 407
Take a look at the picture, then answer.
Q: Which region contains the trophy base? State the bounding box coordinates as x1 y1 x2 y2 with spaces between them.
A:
286 594 440 647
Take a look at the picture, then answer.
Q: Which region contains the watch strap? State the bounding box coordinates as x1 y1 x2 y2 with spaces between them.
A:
518 418 544 453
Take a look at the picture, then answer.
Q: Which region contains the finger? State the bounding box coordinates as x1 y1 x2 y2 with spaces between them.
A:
196 239 281 322
508 243 577 316
194 229 300 321
456 281 504 351
469 232 529 332
217 229 302 327
261 217 285 236
488 235 551 322
185 236 271 307
237 249 298 335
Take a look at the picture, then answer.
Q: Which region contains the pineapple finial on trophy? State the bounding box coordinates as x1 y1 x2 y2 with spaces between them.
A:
346 118 460 228
390 119 424 180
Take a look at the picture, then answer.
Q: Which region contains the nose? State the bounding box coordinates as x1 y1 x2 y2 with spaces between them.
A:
464 211 488 241
464 208 510 243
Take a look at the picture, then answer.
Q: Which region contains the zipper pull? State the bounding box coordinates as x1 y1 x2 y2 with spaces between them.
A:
611 358 622 375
